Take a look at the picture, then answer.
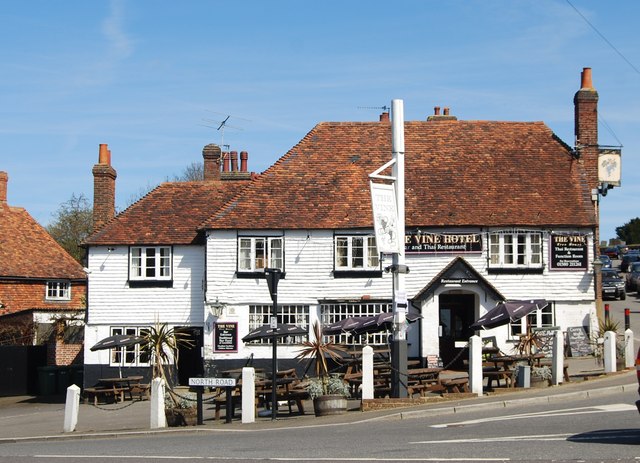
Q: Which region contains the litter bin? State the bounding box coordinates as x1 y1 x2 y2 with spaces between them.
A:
37 366 57 396
69 364 84 389
56 366 71 394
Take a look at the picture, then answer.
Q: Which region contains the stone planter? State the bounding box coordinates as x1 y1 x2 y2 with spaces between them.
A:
530 377 551 388
165 407 197 426
313 395 348 416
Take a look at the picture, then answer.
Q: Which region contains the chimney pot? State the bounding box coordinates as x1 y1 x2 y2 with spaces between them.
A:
581 67 593 89
223 153 230 172
230 151 238 172
0 171 8 204
434 106 441 116
443 107 450 116
379 112 390 122
98 144 110 165
240 151 248 172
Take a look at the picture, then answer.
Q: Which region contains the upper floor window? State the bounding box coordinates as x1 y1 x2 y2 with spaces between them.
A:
238 237 283 273
489 232 542 268
130 246 172 281
335 235 379 271
46 281 70 300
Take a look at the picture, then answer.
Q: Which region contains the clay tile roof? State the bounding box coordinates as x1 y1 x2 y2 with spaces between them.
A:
85 180 251 245
201 119 595 230
0 204 86 279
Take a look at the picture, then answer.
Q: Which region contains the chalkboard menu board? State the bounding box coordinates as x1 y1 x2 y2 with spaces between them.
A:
566 326 593 357
549 234 588 270
214 322 238 352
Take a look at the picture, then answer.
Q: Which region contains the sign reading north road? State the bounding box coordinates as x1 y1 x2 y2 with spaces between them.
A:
188 377 236 387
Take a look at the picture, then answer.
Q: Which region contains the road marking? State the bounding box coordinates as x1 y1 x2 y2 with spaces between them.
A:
411 433 572 444
430 403 637 428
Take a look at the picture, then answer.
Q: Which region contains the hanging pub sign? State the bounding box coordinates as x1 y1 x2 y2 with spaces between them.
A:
405 232 482 254
598 148 621 187
214 322 238 352
370 182 401 254
549 234 588 270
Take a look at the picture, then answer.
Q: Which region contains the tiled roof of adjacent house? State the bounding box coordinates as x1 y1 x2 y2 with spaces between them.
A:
84 180 251 245
201 119 595 230
0 204 86 279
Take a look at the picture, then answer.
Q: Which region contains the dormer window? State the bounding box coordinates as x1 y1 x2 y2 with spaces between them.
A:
46 280 70 300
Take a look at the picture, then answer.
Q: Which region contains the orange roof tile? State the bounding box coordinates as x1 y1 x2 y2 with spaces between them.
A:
85 180 251 245
0 204 86 280
201 119 595 230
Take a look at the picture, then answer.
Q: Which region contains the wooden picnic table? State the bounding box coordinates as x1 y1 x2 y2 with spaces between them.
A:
84 375 146 404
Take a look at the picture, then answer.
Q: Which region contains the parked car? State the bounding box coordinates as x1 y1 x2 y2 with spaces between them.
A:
626 262 640 291
616 244 630 257
621 252 640 272
599 255 613 269
601 269 626 300
601 247 619 259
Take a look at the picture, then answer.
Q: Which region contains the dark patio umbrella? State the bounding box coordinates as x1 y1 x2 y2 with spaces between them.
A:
242 324 308 342
90 334 145 351
324 307 422 336
470 299 548 330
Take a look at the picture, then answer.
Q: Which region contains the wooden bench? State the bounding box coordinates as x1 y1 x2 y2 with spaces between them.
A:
83 386 127 405
483 369 514 389
130 383 150 400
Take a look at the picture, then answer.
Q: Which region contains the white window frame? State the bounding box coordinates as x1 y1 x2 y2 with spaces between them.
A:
238 237 283 272
129 246 172 281
45 280 71 301
109 326 150 367
510 303 555 337
489 231 543 268
335 235 379 271
247 304 308 345
321 301 391 346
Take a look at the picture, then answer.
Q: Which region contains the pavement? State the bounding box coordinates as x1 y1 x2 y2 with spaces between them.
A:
0 357 637 443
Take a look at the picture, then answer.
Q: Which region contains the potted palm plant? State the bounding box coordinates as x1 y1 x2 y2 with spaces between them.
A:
296 322 350 416
143 322 196 426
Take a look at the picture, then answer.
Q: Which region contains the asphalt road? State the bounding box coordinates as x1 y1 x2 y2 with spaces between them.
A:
0 384 638 462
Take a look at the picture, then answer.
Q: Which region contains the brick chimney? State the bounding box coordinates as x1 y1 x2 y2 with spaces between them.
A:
427 105 457 121
92 144 117 231
230 151 238 172
203 144 222 181
240 151 248 172
0 171 7 204
574 67 599 187
379 111 390 122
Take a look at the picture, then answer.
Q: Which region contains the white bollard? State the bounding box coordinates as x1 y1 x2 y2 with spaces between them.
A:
150 377 166 429
361 345 374 400
63 384 81 432
624 329 635 369
468 336 483 396
551 330 564 385
603 331 617 374
242 367 256 423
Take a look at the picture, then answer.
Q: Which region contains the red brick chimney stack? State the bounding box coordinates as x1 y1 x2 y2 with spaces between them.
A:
379 111 390 122
202 144 222 181
92 144 117 231
574 67 599 187
0 171 7 204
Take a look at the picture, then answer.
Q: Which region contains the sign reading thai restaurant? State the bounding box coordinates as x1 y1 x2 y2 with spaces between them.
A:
405 233 482 254
214 322 238 352
549 234 588 270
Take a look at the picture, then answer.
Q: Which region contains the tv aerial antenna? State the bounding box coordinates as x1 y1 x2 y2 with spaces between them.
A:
358 105 390 112
201 111 250 150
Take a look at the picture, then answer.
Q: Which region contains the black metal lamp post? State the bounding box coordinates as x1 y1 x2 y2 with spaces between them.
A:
264 268 282 420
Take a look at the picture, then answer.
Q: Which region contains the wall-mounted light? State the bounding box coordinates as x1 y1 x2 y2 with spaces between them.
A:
107 247 115 252
208 298 225 317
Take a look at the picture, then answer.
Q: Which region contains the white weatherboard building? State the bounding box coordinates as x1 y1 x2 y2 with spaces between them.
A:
83 68 610 385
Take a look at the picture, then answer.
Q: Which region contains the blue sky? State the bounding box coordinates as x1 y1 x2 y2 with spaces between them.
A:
1 0 638 242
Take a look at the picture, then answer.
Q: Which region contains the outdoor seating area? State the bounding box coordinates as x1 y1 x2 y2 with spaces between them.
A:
83 375 149 405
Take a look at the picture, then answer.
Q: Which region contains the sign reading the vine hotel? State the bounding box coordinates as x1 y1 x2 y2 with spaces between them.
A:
405 232 482 254
549 234 588 270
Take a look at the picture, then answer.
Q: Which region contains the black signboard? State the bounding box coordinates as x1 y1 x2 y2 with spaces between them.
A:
214 322 238 352
405 233 482 254
549 234 588 270
566 326 593 357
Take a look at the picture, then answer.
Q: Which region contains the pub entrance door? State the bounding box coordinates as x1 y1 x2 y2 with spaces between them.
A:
438 293 476 369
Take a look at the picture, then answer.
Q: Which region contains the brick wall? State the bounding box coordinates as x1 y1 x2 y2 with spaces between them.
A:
0 279 87 315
